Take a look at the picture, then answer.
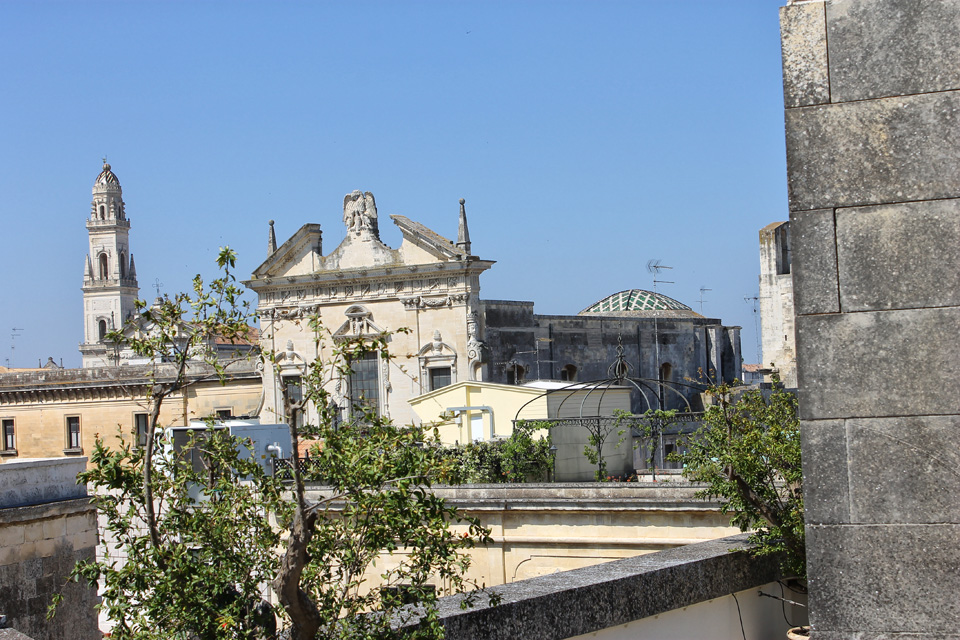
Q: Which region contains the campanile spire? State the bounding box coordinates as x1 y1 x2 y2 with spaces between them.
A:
80 160 140 367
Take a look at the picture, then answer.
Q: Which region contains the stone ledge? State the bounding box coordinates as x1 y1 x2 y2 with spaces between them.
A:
400 533 779 640
0 498 95 527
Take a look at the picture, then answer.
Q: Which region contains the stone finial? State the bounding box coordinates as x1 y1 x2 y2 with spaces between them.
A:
456 198 471 255
268 219 277 255
128 254 137 279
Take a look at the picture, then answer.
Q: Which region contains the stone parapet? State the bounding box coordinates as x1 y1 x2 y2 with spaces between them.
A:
399 534 791 640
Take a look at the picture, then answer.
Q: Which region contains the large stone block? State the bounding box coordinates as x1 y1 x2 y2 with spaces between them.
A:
836 199 960 311
795 308 960 420
780 2 829 108
800 419 849 525
846 415 960 525
826 0 960 103
790 208 839 315
785 91 960 212
806 524 960 634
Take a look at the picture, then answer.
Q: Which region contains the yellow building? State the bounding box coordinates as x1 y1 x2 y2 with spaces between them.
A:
0 361 262 464
408 379 634 481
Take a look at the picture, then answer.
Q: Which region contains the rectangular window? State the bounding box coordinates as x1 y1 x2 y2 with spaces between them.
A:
66 416 81 452
1 419 15 453
283 376 303 429
134 413 149 448
215 408 233 420
349 352 380 415
429 367 452 391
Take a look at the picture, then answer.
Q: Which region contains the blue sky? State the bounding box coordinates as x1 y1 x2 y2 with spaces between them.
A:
1 1 787 369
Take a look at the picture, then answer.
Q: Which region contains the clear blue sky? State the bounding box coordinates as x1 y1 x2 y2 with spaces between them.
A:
1 1 787 369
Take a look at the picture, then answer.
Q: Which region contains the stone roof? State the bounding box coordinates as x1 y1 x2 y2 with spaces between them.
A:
579 289 692 314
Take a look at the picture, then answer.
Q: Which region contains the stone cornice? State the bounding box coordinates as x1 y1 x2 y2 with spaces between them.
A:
0 360 260 405
249 260 494 310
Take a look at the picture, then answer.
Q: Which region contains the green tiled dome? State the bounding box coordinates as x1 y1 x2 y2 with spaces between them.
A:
580 289 691 314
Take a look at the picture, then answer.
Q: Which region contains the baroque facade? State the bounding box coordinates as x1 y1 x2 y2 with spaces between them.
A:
247 193 492 428
247 191 742 427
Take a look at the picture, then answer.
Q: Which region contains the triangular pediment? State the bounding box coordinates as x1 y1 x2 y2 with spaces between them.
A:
391 215 466 262
332 306 386 340
251 224 323 278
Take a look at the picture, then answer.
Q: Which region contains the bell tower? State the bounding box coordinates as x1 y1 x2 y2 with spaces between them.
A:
80 160 140 367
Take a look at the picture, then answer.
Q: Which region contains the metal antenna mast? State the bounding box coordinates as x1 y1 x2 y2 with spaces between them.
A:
153 278 164 299
647 260 673 410
744 294 761 364
9 328 23 368
698 287 712 315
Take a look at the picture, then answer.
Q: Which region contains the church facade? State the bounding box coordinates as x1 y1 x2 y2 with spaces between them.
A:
247 192 742 428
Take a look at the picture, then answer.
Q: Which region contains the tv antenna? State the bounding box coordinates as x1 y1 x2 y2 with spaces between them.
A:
10 328 23 369
152 278 164 299
744 294 761 364
646 260 673 409
698 287 712 314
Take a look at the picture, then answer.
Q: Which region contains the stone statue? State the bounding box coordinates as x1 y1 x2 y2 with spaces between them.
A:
343 190 379 239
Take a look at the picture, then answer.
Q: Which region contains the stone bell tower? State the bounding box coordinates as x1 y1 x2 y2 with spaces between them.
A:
80 160 140 368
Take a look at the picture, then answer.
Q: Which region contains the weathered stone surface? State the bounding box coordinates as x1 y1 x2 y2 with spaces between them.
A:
846 415 960 524
0 458 87 509
827 0 960 103
807 524 960 634
800 419 849 525
836 199 960 311
398 534 783 640
790 208 839 315
785 91 960 212
795 308 960 420
780 2 829 108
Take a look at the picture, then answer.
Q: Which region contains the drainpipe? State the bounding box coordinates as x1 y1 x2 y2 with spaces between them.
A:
446 405 496 441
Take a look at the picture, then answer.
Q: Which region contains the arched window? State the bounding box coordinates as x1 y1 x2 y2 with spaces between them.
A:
119 252 126 278
98 320 107 341
98 253 109 280
98 205 105 220
560 364 577 382
659 362 672 381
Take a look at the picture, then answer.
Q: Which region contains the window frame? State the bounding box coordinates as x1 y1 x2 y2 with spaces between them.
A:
64 415 82 454
1 418 16 456
134 412 149 448
428 366 452 392
348 351 381 417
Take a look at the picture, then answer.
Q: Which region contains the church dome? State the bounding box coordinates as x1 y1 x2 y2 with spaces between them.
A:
579 289 693 315
95 162 121 188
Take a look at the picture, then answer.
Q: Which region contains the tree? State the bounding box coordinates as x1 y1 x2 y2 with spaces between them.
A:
675 380 805 578
628 409 677 482
580 418 627 482
51 250 493 640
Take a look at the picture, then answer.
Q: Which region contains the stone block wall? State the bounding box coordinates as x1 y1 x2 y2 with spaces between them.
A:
0 459 99 640
780 1 960 637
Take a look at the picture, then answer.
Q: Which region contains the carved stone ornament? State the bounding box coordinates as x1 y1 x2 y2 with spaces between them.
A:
342 190 379 239
268 304 320 321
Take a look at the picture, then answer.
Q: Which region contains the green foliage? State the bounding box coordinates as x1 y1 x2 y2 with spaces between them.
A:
676 381 805 578
616 409 678 482
50 250 494 640
580 417 627 482
59 428 285 639
442 421 553 483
